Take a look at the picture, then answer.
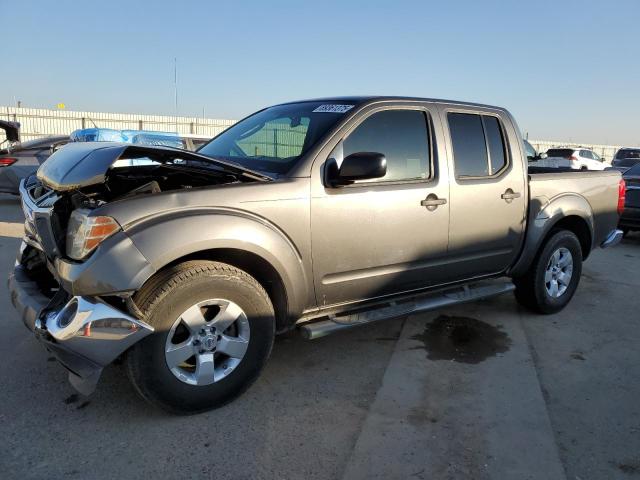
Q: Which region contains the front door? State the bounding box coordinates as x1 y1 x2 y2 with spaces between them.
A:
310 106 451 307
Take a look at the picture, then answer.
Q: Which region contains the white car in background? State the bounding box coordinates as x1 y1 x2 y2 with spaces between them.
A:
530 147 608 170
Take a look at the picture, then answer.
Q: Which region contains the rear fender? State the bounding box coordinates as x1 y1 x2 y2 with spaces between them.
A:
509 193 594 277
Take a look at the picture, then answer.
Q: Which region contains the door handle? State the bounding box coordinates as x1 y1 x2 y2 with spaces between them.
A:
421 194 447 211
501 189 521 202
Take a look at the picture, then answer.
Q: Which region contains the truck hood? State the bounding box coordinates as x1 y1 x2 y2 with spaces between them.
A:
37 142 272 191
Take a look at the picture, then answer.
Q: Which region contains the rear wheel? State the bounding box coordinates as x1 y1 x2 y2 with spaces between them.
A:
514 230 583 314
126 260 275 414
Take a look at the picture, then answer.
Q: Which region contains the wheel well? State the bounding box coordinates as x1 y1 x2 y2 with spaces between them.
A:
548 216 592 259
164 249 290 332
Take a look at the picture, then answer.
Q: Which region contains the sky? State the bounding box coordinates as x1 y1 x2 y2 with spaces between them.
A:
1 0 639 145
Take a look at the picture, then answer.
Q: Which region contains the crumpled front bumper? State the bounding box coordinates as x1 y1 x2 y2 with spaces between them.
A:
8 264 154 395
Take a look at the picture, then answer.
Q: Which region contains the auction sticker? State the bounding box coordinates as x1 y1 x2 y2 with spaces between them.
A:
312 104 355 113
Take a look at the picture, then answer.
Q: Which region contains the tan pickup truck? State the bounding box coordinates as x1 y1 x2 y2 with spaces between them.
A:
9 96 625 413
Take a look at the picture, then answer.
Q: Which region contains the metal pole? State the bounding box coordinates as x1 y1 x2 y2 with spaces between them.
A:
174 58 178 133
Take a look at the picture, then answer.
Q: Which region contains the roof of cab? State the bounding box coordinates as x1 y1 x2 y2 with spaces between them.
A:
276 96 506 111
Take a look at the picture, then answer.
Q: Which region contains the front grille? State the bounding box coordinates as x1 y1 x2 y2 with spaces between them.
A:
20 180 66 259
34 214 62 257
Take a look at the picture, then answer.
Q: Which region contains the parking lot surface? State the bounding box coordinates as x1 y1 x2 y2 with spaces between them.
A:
0 195 638 480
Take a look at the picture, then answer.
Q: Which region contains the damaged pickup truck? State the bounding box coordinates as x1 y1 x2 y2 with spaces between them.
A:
8 97 625 414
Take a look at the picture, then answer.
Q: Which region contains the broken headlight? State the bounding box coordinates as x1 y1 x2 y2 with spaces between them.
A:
66 209 121 260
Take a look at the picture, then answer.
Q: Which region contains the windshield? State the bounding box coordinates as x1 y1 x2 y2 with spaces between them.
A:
546 148 574 158
613 149 640 168
615 149 640 159
197 102 355 174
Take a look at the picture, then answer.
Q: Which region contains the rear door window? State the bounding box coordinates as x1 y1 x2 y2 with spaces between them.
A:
484 116 507 173
447 113 509 178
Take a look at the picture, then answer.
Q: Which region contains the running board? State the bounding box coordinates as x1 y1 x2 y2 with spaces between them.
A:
299 281 515 340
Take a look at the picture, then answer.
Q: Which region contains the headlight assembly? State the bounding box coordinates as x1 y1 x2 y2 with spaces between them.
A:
66 209 121 260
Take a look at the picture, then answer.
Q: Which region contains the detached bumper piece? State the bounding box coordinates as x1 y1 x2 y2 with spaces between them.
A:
8 265 154 395
601 229 623 249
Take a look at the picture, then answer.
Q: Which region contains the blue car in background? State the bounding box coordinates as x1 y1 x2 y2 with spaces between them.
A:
0 125 212 195
69 128 213 168
70 128 184 149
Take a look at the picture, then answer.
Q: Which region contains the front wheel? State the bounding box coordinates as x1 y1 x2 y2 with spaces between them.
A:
514 230 583 314
126 261 275 414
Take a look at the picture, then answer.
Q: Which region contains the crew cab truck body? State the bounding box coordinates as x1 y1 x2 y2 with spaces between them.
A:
8 97 624 413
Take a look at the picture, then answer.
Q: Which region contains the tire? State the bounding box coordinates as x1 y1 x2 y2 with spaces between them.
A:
126 260 275 414
513 230 583 314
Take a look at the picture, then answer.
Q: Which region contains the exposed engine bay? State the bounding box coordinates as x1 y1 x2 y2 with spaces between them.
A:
101 162 247 201
35 142 269 203
21 143 269 268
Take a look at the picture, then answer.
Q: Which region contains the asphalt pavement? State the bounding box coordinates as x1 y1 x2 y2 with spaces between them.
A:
0 194 638 480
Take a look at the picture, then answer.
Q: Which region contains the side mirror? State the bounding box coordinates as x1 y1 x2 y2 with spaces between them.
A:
537 152 548 160
326 152 387 187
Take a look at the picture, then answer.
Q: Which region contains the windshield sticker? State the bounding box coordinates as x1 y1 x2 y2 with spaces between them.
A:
312 104 355 114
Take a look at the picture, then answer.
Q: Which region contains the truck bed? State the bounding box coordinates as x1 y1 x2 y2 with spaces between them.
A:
528 168 622 250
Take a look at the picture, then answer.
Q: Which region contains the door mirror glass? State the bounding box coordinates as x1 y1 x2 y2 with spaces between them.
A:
326 152 387 186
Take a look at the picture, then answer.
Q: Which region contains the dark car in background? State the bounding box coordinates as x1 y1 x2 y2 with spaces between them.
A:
620 162 640 235
612 148 640 172
0 121 69 195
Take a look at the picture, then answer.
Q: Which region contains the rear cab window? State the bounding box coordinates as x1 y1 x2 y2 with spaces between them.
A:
447 112 509 178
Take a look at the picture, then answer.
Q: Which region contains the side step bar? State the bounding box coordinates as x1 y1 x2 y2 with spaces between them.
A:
299 280 515 340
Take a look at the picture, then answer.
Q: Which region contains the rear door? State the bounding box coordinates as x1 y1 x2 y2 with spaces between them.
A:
310 103 451 307
441 107 527 278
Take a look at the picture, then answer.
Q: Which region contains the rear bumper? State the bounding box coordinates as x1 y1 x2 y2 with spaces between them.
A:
600 229 623 248
8 264 154 394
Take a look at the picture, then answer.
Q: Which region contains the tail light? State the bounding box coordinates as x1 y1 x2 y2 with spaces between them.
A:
618 179 626 215
569 155 578 161
0 157 17 167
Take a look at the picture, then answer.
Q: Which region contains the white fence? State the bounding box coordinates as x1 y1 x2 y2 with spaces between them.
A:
1 106 634 162
0 106 236 143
